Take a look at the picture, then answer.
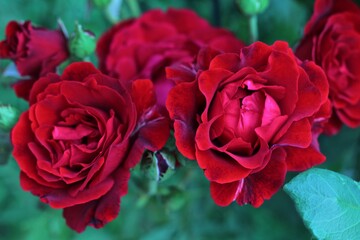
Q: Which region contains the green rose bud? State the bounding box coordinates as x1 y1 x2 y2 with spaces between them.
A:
0 105 20 132
236 0 270 15
68 22 96 59
140 150 176 182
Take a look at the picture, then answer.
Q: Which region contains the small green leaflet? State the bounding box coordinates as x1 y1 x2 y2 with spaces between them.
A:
284 168 360 240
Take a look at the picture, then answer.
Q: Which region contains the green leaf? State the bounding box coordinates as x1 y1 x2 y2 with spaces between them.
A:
284 168 360 240
258 0 308 46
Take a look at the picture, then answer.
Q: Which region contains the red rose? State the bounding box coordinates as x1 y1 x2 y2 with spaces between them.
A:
96 8 244 109
166 41 331 207
11 62 169 232
0 21 69 99
296 0 360 134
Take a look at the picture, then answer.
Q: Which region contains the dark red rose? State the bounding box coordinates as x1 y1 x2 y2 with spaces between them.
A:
96 8 244 109
0 21 69 99
166 41 331 207
11 62 169 232
296 0 360 134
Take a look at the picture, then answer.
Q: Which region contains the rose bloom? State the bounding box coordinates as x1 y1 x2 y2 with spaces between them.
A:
0 21 69 99
11 62 169 232
296 0 360 134
167 41 331 207
96 8 244 109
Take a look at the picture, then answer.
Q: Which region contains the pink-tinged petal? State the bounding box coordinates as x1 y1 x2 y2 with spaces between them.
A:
285 145 326 171
210 181 241 207
61 62 100 82
261 93 281 126
256 115 288 143
131 79 156 117
258 45 299 116
235 148 287 207
63 168 130 233
276 118 312 148
196 148 251 183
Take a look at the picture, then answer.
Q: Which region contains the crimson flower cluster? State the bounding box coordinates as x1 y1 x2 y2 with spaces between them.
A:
1 0 359 233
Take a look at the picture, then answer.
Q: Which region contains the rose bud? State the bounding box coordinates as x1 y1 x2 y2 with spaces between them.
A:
166 41 331 207
296 0 360 134
68 22 96 59
0 21 69 99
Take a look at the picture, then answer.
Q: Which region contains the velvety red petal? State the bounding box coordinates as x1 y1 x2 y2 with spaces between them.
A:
323 112 343 135
196 148 251 183
12 78 37 101
165 63 196 84
28 73 60 104
124 116 170 168
276 118 312 148
44 178 114 208
96 19 135 72
0 40 10 58
131 79 156 117
61 62 100 82
285 145 326 171
209 53 240 73
235 148 287 207
210 181 240 207
12 112 61 188
63 168 130 233
166 81 204 159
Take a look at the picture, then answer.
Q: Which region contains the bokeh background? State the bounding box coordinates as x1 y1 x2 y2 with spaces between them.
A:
1 0 360 239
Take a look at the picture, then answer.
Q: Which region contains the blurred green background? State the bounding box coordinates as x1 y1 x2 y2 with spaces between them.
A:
1 0 360 239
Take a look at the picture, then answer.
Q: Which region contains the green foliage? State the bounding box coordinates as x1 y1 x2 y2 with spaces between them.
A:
258 0 308 45
319 127 360 180
284 168 360 240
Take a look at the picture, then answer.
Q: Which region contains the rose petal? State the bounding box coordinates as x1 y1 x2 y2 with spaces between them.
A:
63 168 130 233
235 148 287 207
